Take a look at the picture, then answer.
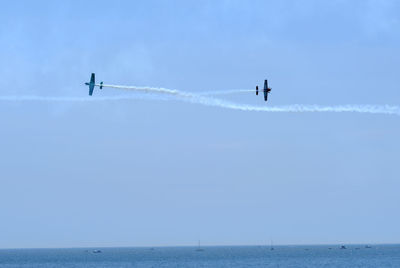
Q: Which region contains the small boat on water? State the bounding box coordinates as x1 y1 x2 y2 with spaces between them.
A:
92 250 102 253
340 246 346 249
365 245 372 249
196 240 204 252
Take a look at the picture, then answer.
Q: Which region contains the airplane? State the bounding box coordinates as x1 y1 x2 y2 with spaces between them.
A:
255 79 272 102
85 73 103 96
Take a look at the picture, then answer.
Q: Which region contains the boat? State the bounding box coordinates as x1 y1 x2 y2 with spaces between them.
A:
92 250 102 253
196 240 204 252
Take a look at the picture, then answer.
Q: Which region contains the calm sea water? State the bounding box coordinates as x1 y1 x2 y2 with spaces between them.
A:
0 245 399 268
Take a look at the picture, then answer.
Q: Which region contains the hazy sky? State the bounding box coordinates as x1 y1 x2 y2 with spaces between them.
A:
1 0 400 248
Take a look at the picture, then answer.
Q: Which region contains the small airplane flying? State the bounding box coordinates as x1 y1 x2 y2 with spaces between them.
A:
256 80 272 102
85 73 103 96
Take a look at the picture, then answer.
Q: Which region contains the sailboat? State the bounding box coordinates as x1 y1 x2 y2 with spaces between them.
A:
196 240 204 252
270 240 274 251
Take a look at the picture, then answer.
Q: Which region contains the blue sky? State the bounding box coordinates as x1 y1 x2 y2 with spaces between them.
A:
0 0 399 248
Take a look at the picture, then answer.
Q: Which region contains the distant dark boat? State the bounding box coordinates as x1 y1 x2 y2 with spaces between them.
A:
196 240 204 252
365 245 372 249
92 250 102 253
340 246 346 249
270 240 274 251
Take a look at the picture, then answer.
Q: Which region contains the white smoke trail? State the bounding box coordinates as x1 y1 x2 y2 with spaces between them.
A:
197 89 255 95
0 93 174 103
1 85 399 116
100 84 254 96
98 84 180 95
98 84 400 116
197 98 400 115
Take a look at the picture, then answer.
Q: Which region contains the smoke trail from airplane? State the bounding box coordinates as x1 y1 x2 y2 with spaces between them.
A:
1 93 399 116
99 84 254 96
1 83 400 116
98 84 181 95
197 89 255 95
97 84 400 116
0 94 169 102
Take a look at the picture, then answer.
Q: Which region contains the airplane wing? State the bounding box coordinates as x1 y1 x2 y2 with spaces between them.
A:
263 80 268 101
89 85 95 96
89 73 95 96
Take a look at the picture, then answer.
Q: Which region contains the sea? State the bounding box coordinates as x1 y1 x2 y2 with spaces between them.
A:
0 245 399 268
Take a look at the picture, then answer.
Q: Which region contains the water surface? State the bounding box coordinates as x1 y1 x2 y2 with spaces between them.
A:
0 245 399 267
